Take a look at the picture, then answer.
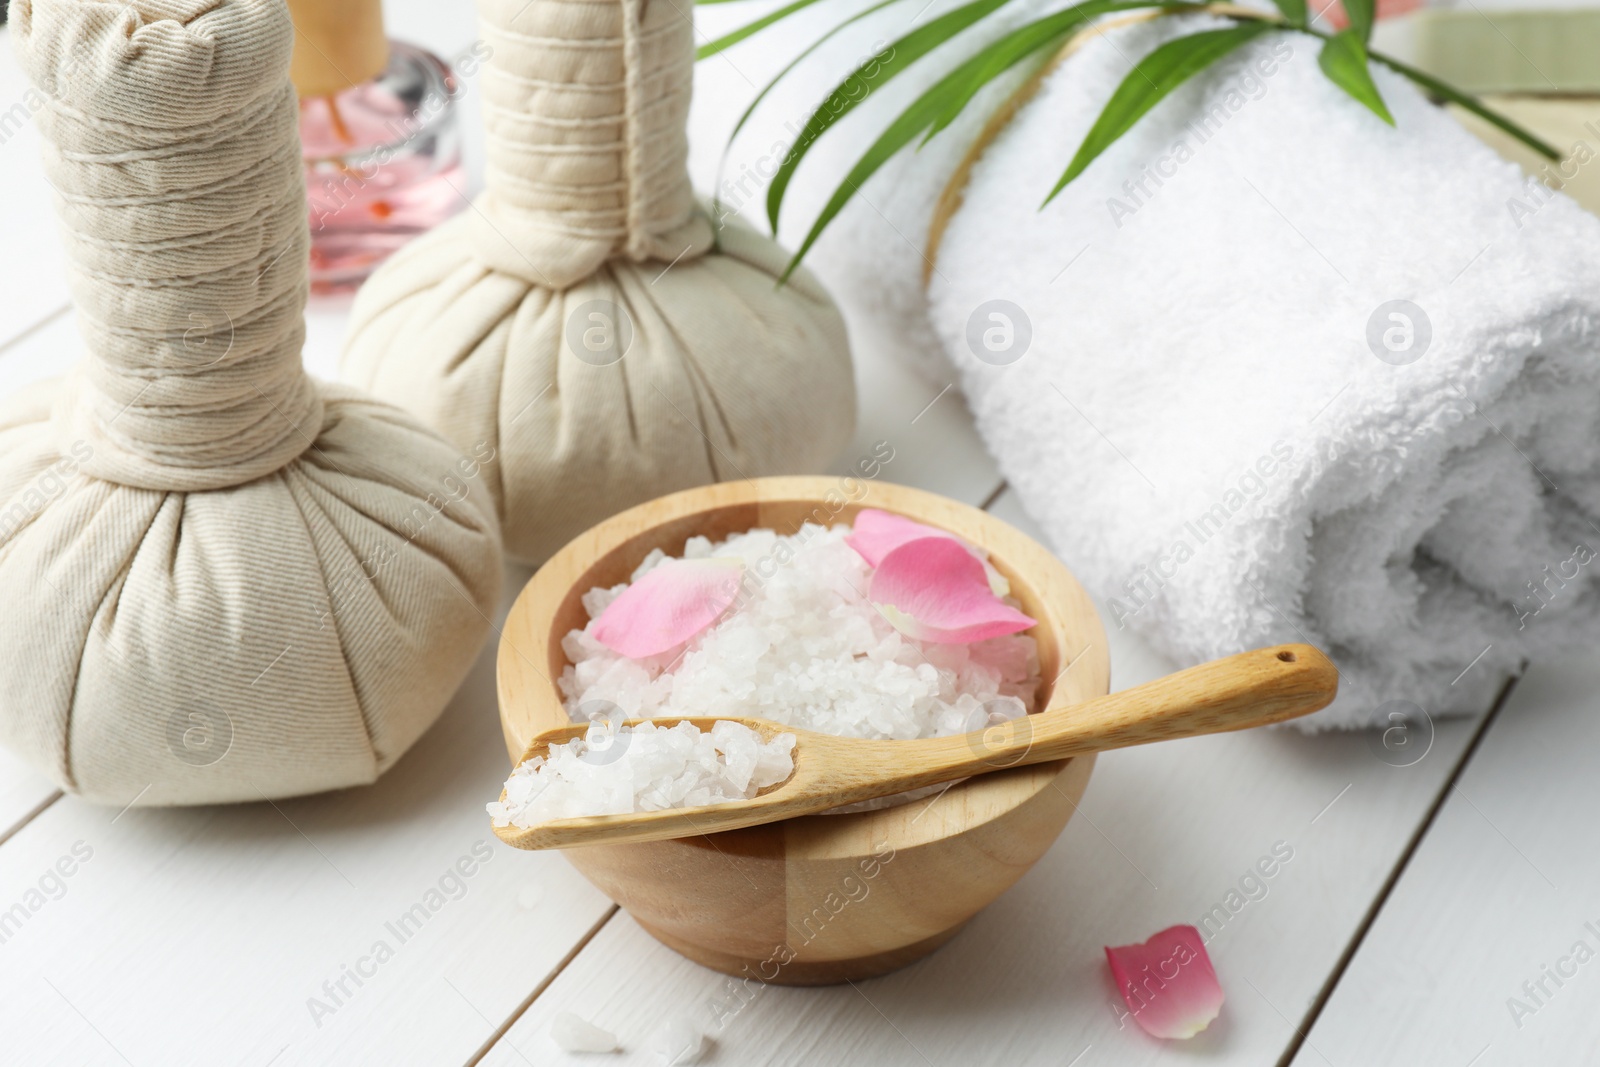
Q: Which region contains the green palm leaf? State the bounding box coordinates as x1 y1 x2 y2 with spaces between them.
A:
1267 0 1306 28
1340 0 1374 42
780 0 1191 278
699 0 835 59
1370 47 1560 159
714 0 909 209
1045 21 1271 204
1318 29 1391 123
765 0 1016 233
925 1 1204 142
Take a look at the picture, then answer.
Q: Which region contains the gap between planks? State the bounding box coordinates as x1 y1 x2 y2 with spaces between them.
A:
0 304 70 361
1275 670 1523 1067
466 475 1010 1062
463 905 620 1066
977 480 1009 513
0 791 63 851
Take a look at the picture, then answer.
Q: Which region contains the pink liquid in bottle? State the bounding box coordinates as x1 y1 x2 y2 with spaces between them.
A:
299 40 466 292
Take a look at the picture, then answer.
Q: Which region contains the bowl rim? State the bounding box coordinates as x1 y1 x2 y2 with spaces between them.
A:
495 475 1111 852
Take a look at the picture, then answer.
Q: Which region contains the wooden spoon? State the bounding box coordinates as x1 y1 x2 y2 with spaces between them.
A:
492 643 1337 851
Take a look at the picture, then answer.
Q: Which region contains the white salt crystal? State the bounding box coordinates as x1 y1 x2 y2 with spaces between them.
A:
549 1011 618 1053
487 721 796 830
495 521 1044 825
560 523 1041 743
650 1018 709 1064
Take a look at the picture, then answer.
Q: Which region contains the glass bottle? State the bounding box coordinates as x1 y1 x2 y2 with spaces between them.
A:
288 0 466 292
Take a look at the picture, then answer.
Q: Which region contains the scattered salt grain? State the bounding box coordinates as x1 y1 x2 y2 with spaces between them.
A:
549 1011 618 1053
487 720 795 830
650 1018 709 1064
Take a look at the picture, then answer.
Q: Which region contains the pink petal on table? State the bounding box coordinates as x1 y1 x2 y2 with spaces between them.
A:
592 558 745 659
1105 925 1224 1040
848 509 1010 596
868 537 1035 644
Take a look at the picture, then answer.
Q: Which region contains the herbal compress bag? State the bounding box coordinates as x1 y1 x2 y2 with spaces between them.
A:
341 0 855 565
1 0 502 805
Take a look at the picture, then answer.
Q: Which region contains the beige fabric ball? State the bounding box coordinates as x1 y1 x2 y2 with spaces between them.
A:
0 0 502 805
341 216 854 565
340 0 855 564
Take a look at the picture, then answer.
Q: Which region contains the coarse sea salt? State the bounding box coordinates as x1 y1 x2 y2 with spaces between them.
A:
488 719 795 830
549 1010 618 1053
489 522 1041 827
565 523 1039 738
650 1018 709 1065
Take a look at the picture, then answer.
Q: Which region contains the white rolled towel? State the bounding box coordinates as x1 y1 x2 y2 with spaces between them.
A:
923 18 1600 727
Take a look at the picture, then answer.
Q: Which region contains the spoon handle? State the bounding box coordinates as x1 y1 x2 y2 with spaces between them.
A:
913 643 1338 780
495 644 1338 851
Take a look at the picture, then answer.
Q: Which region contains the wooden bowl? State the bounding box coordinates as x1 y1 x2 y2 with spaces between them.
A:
497 477 1109 985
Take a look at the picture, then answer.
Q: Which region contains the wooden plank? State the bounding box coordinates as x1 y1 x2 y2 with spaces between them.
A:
0 26 71 354
478 489 1488 1066
0 568 621 1067
1295 656 1600 1066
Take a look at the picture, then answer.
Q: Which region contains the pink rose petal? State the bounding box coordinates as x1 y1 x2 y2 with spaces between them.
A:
847 509 954 567
868 537 1035 644
592 558 745 659
848 508 1010 596
1105 925 1223 1040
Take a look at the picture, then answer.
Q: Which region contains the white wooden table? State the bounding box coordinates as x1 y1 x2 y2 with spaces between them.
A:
3 4 1596 1064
